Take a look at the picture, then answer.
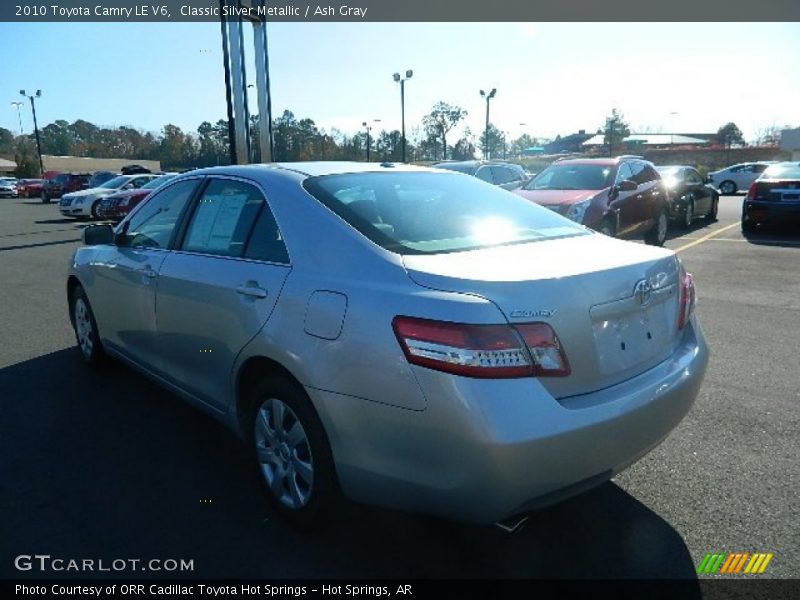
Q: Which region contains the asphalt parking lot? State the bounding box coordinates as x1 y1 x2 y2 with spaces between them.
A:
1 194 798 580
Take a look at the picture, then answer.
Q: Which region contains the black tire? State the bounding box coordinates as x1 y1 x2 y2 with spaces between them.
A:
719 180 737 195
41 191 50 204
599 217 616 238
90 201 101 220
248 375 340 530
681 199 694 229
708 196 719 221
70 285 106 366
645 210 668 246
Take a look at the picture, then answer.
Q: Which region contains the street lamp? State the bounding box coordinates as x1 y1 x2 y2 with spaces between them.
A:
362 119 381 162
669 111 679 147
479 88 497 159
392 69 413 163
11 101 24 135
19 90 44 176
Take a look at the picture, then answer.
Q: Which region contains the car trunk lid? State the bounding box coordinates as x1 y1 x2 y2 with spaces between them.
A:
402 233 682 399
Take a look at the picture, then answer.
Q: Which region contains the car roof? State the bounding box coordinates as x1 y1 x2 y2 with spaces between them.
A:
185 162 443 179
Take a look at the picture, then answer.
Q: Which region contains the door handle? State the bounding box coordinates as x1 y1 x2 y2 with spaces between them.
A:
236 283 268 299
138 266 157 279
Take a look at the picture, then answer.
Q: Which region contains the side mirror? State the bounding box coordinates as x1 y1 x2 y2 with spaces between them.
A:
618 179 638 192
113 220 130 246
83 224 114 246
705 175 713 184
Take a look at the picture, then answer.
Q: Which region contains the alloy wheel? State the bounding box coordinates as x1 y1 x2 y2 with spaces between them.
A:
74 297 94 358
254 398 314 510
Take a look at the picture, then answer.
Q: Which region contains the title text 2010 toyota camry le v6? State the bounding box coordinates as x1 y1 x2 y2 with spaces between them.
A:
68 162 708 529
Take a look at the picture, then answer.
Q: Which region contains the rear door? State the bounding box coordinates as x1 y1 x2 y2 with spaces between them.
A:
609 162 638 233
154 176 291 410
685 168 711 214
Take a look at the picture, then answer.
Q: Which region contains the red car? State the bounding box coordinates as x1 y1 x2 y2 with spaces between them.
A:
514 156 670 246
95 174 176 222
16 179 45 198
41 172 91 203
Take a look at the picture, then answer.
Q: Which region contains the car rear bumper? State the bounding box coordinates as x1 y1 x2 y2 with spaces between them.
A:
310 318 709 523
743 200 800 225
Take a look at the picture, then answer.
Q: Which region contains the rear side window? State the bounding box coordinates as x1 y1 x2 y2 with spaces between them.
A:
490 166 515 184
475 166 494 183
182 179 264 258
244 205 289 264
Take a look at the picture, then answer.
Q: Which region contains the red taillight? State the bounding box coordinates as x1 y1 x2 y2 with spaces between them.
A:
392 316 570 379
746 182 757 200
677 265 696 330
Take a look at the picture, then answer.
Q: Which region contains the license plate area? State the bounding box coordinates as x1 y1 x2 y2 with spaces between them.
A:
590 285 677 375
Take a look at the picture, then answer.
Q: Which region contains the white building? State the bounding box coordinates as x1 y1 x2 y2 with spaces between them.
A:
779 128 800 160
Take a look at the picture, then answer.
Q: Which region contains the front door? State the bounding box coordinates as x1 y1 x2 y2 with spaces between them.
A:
88 178 201 369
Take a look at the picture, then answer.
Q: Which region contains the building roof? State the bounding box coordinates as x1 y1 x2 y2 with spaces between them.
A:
0 158 17 171
582 133 711 146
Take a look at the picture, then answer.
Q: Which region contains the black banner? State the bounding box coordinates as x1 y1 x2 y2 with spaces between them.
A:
5 579 800 600
3 0 800 22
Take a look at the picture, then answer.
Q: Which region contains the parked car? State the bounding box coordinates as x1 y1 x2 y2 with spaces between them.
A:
656 166 719 228
16 178 45 198
68 162 708 528
59 174 158 219
433 160 531 191
41 172 92 203
514 156 670 246
742 162 800 233
96 173 178 222
88 171 118 188
121 164 152 175
0 177 18 198
708 162 776 195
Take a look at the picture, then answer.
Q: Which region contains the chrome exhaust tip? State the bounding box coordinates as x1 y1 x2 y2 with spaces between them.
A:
495 514 529 534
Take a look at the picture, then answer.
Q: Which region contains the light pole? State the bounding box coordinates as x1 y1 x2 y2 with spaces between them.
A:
362 119 381 162
19 90 44 176
392 69 413 163
669 111 679 147
11 101 24 135
479 88 496 159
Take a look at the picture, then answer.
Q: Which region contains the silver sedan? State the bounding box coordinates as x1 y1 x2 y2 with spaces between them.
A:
67 162 709 528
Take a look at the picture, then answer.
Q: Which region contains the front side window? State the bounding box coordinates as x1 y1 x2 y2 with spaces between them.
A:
490 166 515 185
124 179 200 249
304 171 587 255
182 179 264 257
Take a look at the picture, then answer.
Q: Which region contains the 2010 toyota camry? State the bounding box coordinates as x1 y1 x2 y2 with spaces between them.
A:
67 162 709 528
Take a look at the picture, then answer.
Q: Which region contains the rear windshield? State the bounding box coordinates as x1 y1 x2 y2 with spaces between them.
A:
524 163 613 191
762 163 800 179
303 171 586 255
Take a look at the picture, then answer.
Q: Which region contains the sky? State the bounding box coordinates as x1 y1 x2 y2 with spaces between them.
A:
1 22 799 145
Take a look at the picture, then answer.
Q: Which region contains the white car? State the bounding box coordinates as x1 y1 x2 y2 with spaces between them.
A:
0 177 19 198
59 174 158 219
708 162 776 195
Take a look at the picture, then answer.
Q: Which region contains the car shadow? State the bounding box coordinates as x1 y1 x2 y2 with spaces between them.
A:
0 349 700 585
742 223 800 248
665 216 717 241
34 218 81 225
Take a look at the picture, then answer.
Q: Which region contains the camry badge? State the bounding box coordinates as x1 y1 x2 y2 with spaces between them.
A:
509 309 557 318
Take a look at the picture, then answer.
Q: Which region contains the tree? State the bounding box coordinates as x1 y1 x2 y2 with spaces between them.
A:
477 124 505 160
40 119 74 155
422 102 467 161
716 122 745 148
450 128 477 161
509 133 537 157
0 127 15 157
601 109 630 156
